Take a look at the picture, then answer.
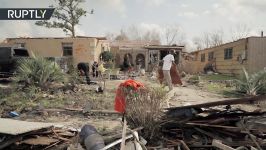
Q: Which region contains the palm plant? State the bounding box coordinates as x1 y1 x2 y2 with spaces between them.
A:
15 56 66 89
235 68 266 96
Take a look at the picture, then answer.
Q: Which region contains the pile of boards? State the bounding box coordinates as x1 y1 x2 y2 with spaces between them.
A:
161 95 266 150
0 119 78 150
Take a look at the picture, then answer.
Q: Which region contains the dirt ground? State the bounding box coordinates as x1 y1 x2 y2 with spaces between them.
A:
0 76 260 136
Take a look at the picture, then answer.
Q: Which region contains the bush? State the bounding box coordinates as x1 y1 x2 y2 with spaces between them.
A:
235 68 266 96
66 65 83 85
15 56 66 89
124 87 167 141
100 51 113 62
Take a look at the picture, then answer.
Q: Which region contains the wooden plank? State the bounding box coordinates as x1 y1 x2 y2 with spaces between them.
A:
186 123 244 131
0 118 54 135
21 136 59 145
0 136 22 149
212 139 236 150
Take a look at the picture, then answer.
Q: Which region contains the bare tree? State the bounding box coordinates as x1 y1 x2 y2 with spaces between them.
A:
165 25 179 45
210 29 224 47
231 23 251 41
164 24 185 45
105 32 116 42
193 37 203 50
126 25 142 40
202 32 211 48
120 25 161 42
193 29 224 50
35 0 88 37
115 29 129 41
142 29 161 42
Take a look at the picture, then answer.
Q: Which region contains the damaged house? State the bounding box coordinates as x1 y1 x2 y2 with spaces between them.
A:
186 36 266 75
0 36 110 67
110 40 185 72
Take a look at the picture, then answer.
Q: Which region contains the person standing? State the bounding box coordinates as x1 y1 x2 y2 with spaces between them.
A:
92 61 98 78
162 50 175 91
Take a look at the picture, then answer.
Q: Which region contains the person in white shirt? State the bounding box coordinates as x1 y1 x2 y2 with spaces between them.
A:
162 50 175 91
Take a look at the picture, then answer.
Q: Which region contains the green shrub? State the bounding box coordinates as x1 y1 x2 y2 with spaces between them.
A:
15 56 66 89
235 68 266 96
100 51 113 62
66 65 83 85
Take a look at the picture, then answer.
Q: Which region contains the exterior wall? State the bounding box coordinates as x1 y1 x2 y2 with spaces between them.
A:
110 40 161 71
247 37 266 73
5 38 108 66
188 39 248 75
110 46 120 68
118 48 149 71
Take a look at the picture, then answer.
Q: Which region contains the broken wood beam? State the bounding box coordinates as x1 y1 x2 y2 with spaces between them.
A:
186 122 244 131
167 95 266 110
0 136 22 150
212 139 236 150
103 127 143 144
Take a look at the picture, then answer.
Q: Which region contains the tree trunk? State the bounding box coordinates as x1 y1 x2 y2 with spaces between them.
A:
71 24 75 38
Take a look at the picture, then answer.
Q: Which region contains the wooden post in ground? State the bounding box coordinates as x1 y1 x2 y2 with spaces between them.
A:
120 117 127 150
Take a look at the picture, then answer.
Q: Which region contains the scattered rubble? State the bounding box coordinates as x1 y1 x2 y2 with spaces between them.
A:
161 95 266 149
0 119 78 150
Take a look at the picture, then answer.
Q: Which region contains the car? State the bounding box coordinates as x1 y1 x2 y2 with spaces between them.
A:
0 46 29 77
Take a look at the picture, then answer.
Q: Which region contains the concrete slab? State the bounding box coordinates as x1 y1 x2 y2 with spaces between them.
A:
0 118 54 135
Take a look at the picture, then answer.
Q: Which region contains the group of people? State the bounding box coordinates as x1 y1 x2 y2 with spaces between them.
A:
77 61 106 85
77 50 182 91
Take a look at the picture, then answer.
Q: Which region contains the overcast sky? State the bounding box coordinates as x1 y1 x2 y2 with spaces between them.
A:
1 0 266 50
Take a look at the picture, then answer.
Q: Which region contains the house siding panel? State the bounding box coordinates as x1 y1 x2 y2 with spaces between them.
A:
187 39 248 75
247 37 266 73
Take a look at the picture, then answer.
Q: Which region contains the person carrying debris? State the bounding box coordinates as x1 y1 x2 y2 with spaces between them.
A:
77 62 91 85
162 50 175 91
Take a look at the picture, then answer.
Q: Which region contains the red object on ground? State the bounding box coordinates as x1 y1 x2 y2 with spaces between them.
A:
114 79 144 113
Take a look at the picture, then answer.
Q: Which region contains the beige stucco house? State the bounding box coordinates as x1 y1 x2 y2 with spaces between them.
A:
1 36 110 66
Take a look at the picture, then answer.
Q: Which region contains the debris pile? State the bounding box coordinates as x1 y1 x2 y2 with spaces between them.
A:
161 96 266 150
0 118 78 150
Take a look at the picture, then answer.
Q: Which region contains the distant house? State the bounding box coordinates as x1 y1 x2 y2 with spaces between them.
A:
187 37 266 75
110 39 186 72
144 45 185 71
0 36 110 66
110 40 160 71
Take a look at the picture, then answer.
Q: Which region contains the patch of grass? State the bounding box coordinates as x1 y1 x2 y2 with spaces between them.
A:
188 75 200 84
222 90 245 98
39 98 66 108
203 82 242 98
201 74 236 81
1 91 38 112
